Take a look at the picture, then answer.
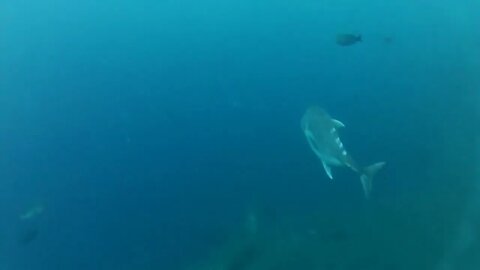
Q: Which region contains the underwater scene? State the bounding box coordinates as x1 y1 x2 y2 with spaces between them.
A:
0 0 479 269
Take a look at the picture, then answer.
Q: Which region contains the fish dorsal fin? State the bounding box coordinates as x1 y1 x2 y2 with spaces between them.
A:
322 160 334 180
332 119 345 128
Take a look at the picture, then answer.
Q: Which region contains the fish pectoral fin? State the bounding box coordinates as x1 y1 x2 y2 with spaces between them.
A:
321 160 334 180
331 119 345 128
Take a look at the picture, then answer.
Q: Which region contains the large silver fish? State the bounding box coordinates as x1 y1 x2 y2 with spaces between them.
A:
301 106 385 198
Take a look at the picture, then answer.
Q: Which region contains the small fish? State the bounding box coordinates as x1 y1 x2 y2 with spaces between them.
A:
301 106 385 198
336 34 362 46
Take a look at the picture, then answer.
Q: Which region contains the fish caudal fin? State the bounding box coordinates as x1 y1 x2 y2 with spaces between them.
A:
360 162 386 198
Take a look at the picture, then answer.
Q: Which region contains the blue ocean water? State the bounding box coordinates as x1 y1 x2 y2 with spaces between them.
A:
0 1 479 269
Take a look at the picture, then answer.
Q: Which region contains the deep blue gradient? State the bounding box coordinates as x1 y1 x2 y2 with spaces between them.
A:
1 1 479 269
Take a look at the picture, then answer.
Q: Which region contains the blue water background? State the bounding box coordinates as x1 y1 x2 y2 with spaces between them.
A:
0 1 479 269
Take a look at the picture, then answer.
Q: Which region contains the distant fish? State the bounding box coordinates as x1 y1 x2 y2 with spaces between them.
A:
336 34 362 46
321 228 350 242
245 211 258 236
383 36 393 44
18 227 39 245
19 204 44 221
226 244 259 270
301 106 385 198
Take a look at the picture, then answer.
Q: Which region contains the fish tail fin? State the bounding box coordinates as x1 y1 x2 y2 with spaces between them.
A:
360 162 386 199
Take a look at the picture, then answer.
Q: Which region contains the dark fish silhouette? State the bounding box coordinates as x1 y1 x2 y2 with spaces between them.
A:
336 34 362 46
